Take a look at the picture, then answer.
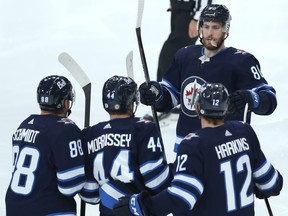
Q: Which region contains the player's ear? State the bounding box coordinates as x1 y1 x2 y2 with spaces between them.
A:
63 99 69 109
63 99 72 116
195 103 200 116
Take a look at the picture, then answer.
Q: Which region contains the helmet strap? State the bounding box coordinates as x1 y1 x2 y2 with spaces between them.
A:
224 33 229 40
64 99 73 117
132 102 138 116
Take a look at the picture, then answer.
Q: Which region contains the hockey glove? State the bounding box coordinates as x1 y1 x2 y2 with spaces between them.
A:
228 90 260 113
254 171 283 199
254 186 267 199
139 81 163 105
113 191 150 216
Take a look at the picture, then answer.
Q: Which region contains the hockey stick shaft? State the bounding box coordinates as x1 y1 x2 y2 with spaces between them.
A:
243 103 273 216
58 52 91 216
136 0 166 160
136 0 160 130
265 198 273 216
135 27 159 124
126 50 134 80
82 84 91 128
58 52 91 128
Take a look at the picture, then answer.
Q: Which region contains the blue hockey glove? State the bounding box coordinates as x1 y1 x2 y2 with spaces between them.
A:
113 191 150 216
139 81 163 105
228 90 260 113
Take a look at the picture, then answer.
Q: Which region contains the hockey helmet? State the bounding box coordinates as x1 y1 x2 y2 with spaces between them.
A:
198 4 231 32
102 75 138 113
37 75 75 111
196 83 229 118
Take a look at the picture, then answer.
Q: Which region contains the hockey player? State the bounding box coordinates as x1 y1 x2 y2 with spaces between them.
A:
157 0 213 82
149 0 213 119
113 83 283 216
79 75 172 216
139 4 277 152
5 75 86 215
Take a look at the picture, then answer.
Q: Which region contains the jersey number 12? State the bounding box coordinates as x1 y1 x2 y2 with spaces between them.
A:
220 154 254 212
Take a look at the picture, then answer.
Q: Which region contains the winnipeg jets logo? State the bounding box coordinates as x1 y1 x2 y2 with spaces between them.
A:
181 76 206 117
234 49 248 55
138 118 150 123
185 80 199 110
58 118 75 125
184 133 199 140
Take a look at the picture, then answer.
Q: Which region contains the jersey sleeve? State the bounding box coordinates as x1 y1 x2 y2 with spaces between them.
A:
248 124 283 197
233 52 265 88
234 51 277 114
155 48 187 112
145 136 204 215
79 126 100 204
136 120 173 193
52 122 86 197
167 137 204 210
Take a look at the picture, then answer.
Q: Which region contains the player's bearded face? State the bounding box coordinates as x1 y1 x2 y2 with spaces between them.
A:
203 35 225 50
201 22 226 50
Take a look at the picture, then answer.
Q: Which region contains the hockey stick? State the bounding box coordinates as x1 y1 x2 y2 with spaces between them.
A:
243 103 249 123
136 0 166 160
264 199 273 216
58 52 91 216
243 103 273 216
126 50 134 80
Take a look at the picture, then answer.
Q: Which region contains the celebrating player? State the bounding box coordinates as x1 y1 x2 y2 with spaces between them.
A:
80 75 172 215
139 4 277 152
113 83 283 216
5 75 85 215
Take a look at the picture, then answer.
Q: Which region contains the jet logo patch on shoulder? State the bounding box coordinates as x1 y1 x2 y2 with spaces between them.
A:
58 118 75 125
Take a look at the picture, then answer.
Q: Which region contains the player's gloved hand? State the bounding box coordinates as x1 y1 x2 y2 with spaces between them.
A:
254 172 283 199
254 186 268 199
113 191 150 216
139 81 163 105
228 90 260 113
